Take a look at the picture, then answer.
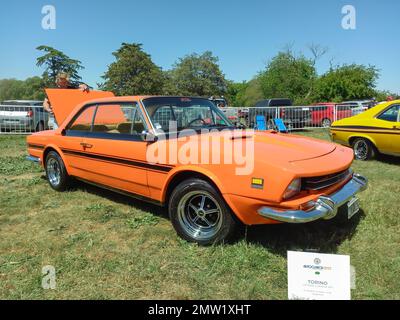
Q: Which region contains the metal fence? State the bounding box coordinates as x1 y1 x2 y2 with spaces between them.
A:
0 103 360 135
0 105 50 134
220 105 356 130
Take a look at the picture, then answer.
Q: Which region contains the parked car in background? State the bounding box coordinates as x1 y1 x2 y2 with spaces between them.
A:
311 103 353 127
249 99 312 129
0 100 49 132
27 89 368 245
331 100 400 160
337 100 375 116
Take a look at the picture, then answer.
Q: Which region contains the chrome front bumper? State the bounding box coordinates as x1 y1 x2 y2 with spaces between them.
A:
258 174 368 223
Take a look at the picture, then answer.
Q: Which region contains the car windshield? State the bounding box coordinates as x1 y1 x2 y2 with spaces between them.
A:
142 97 234 133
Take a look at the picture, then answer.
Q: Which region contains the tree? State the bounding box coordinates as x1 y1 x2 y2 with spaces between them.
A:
36 46 84 86
313 64 379 102
258 51 317 105
0 77 45 102
100 43 165 95
240 78 264 107
167 51 227 97
226 81 248 107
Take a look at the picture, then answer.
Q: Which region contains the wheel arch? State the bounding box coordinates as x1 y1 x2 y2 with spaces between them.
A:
43 144 71 173
348 135 378 150
162 169 227 205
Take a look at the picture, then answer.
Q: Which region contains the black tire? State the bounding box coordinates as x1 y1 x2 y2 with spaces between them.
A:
36 121 45 132
45 151 72 191
321 118 332 128
352 138 376 161
168 178 237 245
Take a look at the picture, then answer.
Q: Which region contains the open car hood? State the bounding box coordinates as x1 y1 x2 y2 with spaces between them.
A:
45 89 114 125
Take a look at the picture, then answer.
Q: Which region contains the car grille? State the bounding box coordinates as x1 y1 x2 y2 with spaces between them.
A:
302 169 352 191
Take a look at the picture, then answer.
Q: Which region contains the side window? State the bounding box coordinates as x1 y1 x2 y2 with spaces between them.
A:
152 106 174 130
68 105 96 131
377 105 400 122
92 103 146 135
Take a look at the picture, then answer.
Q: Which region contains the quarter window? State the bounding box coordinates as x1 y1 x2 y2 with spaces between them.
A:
377 105 400 122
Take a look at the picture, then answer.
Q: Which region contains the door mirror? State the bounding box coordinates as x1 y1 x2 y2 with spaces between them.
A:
141 130 158 143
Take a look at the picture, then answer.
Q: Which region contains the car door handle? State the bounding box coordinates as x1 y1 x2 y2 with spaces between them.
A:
80 142 93 149
393 125 400 130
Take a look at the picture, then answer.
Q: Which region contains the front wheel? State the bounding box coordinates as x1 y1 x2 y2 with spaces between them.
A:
168 179 237 245
45 151 72 191
352 138 376 161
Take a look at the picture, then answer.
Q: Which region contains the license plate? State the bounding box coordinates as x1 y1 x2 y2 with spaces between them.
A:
347 197 360 219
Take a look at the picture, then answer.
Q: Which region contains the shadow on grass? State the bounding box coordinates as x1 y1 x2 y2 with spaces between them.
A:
376 154 400 165
43 174 365 253
67 178 167 218
243 210 365 255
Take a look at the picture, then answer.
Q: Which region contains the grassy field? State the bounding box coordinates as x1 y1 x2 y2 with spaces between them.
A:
0 130 399 300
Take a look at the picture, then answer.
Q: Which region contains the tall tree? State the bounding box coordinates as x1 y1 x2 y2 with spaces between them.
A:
36 46 84 86
168 51 227 97
313 64 379 102
258 51 317 105
100 43 165 95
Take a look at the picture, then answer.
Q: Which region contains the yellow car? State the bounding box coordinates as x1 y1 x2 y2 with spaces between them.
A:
330 101 400 160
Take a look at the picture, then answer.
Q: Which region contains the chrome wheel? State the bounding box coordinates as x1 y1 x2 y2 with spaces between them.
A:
322 118 331 128
177 191 223 241
354 140 368 160
47 158 61 186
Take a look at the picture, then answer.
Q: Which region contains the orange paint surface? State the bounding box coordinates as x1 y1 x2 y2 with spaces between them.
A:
28 92 355 226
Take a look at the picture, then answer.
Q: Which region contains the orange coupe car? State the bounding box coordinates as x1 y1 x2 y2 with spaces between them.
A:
26 90 368 245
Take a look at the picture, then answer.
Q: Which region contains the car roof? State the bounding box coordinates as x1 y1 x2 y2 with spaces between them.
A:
3 100 43 103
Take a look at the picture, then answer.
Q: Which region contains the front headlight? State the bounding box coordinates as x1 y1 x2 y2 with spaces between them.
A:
283 178 302 199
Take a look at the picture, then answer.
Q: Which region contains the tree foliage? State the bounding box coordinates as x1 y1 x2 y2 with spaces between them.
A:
313 64 380 102
100 43 165 95
257 51 317 105
167 51 227 97
225 81 248 107
36 46 84 86
0 77 45 102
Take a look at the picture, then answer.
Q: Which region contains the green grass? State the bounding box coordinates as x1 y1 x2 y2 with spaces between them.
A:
0 130 399 300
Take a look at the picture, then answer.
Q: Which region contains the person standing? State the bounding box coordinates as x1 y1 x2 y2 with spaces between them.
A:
43 72 90 129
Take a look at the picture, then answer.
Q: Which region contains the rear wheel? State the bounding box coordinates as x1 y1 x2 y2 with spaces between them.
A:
45 151 72 191
352 138 376 161
168 178 237 245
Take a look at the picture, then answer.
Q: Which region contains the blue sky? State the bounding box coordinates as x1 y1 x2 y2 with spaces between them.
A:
0 0 399 92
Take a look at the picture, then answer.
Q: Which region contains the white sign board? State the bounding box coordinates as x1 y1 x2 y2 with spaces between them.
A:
287 251 351 300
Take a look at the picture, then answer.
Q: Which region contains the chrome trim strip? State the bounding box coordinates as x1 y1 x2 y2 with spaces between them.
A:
258 174 368 223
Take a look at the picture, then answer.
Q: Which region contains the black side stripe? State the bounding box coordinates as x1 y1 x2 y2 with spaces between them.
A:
332 125 400 131
28 144 45 150
61 149 173 173
331 125 400 135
